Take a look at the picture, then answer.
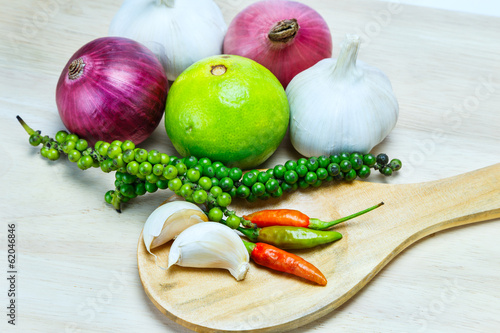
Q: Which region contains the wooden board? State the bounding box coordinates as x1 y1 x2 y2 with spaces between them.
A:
137 164 500 332
2 0 500 332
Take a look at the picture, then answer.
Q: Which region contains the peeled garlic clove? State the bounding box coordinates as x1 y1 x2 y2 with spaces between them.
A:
168 222 250 281
143 201 208 256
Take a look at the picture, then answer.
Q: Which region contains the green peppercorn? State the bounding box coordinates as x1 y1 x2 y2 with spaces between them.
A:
147 150 161 164
135 183 146 196
298 179 309 189
139 161 153 176
257 171 270 184
296 164 308 177
120 184 135 198
317 155 331 168
339 152 351 161
363 154 376 167
179 183 193 198
327 163 340 177
203 165 216 178
273 164 286 179
284 170 299 184
153 164 164 176
271 186 283 198
377 153 389 166
104 190 114 204
229 167 243 181
168 178 182 192
198 176 212 191
175 163 187 175
192 189 208 204
208 207 223 222
340 160 352 173
146 174 159 184
329 154 341 164
134 148 148 163
184 155 198 168
345 169 357 181
236 185 251 198
381 166 393 176
306 157 319 171
297 158 308 166
215 166 229 179
198 157 211 168
350 156 363 170
284 160 297 171
265 179 280 193
357 165 371 179
219 177 234 192
252 182 266 196
186 168 201 183
216 193 232 207
29 134 42 147
225 215 241 229
389 159 402 171
210 186 223 198
242 172 257 187
211 177 219 187
316 167 328 180
55 130 68 144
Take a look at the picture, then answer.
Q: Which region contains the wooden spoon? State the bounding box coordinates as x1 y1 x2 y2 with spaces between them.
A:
137 163 500 332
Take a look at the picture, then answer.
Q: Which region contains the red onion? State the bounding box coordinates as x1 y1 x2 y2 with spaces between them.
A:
223 0 332 88
56 37 169 145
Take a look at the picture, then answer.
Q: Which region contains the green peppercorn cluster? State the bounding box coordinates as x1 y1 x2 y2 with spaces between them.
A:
19 116 402 218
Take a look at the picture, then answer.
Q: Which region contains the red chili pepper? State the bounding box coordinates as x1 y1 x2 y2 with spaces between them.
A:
243 202 383 230
242 240 327 286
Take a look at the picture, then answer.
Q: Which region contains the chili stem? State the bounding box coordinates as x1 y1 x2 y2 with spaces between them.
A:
309 201 384 230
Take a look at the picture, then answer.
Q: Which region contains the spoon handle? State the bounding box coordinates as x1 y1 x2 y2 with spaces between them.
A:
386 163 500 240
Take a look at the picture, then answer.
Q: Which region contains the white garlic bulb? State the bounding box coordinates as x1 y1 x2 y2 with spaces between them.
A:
142 201 208 257
168 222 250 281
286 34 399 156
108 0 227 80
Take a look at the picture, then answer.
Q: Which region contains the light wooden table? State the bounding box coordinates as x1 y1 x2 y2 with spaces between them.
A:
1 0 499 332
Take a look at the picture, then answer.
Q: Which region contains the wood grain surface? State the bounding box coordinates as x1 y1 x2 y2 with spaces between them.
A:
1 0 499 332
138 164 500 332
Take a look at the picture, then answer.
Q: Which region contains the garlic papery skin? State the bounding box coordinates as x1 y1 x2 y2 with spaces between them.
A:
143 201 208 256
286 34 399 156
168 222 250 281
108 0 227 80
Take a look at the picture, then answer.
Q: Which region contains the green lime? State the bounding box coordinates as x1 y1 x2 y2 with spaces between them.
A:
165 55 289 170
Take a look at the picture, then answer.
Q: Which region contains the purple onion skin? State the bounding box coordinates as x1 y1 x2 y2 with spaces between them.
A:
56 37 169 145
223 0 332 88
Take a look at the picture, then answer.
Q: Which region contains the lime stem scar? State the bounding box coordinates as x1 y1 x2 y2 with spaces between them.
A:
211 65 227 76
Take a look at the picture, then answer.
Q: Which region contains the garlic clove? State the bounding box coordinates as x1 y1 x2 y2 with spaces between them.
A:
150 209 207 249
167 222 250 281
143 201 208 256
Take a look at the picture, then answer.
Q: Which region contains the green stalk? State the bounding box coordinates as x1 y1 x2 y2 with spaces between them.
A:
309 202 384 230
241 239 256 256
237 227 259 242
16 115 35 135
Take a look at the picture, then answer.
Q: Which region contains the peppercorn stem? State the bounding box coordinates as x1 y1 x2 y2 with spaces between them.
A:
309 202 384 230
109 190 122 213
16 115 35 136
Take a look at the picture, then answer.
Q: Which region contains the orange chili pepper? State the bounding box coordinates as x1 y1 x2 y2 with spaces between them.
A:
243 202 383 230
243 240 327 286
